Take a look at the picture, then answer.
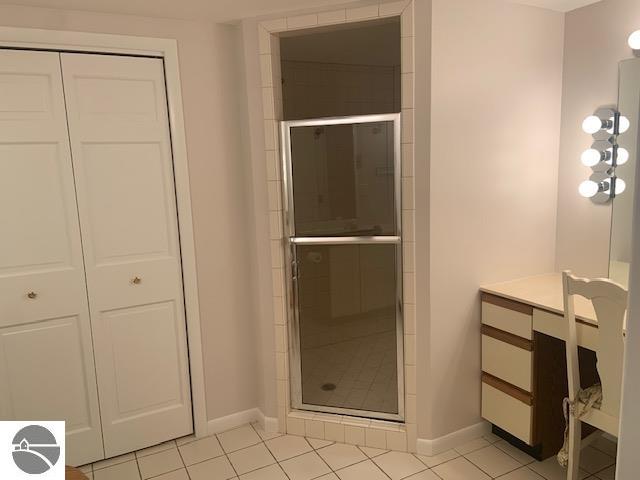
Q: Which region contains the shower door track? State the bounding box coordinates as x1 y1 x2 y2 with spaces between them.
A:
280 113 405 423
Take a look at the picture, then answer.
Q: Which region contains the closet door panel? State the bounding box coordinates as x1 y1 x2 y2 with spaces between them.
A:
101 302 183 416
61 53 192 457
0 50 104 466
82 142 172 264
0 316 94 428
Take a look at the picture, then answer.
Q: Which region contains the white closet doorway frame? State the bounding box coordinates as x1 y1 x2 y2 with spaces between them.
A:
0 26 208 438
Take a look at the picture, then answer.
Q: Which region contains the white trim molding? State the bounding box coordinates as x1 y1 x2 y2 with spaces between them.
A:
416 421 492 456
0 26 208 439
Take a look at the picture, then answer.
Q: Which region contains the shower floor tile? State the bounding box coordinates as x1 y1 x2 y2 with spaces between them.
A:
300 312 399 415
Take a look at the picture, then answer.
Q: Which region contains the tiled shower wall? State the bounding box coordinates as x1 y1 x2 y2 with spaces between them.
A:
281 60 401 119
259 0 416 453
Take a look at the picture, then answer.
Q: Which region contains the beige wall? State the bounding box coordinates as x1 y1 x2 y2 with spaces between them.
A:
424 0 564 438
413 0 432 442
240 17 279 419
0 4 261 422
555 0 640 277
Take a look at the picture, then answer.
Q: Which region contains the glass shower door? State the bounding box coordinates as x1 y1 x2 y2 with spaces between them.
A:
281 114 404 421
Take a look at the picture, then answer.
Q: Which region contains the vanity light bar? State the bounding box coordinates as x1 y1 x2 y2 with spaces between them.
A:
629 30 640 51
579 178 626 199
581 112 629 136
579 108 629 202
580 31 638 201
580 146 629 168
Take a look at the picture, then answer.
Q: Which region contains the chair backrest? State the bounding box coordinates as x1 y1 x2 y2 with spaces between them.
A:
562 271 628 418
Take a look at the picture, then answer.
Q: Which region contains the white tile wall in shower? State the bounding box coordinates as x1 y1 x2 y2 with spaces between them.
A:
281 60 400 119
286 13 318 30
346 5 380 21
379 0 408 17
317 9 347 26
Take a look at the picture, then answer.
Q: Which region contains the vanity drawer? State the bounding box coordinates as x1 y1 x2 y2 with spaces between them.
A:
532 308 599 351
482 376 533 445
482 294 533 340
482 334 533 392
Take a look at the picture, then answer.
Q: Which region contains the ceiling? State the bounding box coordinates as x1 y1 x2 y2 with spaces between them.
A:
0 0 378 23
506 0 602 12
0 0 604 23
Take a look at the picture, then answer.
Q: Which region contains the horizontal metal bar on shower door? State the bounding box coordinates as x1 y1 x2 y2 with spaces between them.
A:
282 112 401 129
289 236 401 245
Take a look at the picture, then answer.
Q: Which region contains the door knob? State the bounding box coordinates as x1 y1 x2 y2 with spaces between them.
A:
26 291 37 299
131 276 142 285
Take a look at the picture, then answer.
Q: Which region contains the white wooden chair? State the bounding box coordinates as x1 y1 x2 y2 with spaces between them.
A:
562 271 628 480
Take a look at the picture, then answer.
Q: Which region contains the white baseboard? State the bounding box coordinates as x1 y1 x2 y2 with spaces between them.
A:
207 408 261 435
206 408 279 435
416 421 491 456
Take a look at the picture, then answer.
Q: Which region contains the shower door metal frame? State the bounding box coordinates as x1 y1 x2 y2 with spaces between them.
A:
280 113 405 422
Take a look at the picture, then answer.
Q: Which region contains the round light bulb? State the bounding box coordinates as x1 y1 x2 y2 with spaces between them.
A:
615 178 626 195
582 115 603 134
617 147 629 165
618 115 630 133
579 180 599 198
629 30 640 50
581 148 602 167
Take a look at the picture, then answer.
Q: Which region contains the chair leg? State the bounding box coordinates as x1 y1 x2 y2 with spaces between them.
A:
567 416 582 480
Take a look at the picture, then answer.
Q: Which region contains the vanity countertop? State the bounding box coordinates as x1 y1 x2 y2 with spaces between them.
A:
480 273 597 325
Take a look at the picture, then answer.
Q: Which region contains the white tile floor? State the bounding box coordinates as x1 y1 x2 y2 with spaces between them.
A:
78 424 617 480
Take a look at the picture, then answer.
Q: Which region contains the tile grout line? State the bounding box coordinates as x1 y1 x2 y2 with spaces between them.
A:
215 430 244 479
461 447 526 479
144 466 187 480
369 456 394 480
249 422 293 480
305 435 337 479
370 451 431 480
174 439 192 480
251 425 298 480
494 465 545 479
135 454 143 480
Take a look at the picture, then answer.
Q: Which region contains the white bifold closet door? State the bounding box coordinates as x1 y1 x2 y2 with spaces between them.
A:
0 50 103 465
0 49 192 464
60 53 193 457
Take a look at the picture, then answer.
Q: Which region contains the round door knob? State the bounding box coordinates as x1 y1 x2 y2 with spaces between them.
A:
131 276 142 285
26 291 37 299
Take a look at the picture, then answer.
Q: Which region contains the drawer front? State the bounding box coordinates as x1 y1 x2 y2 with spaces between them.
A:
482 382 533 445
482 335 533 392
482 300 532 340
532 308 598 351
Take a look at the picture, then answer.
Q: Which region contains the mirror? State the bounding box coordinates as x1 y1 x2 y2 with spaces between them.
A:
610 58 640 288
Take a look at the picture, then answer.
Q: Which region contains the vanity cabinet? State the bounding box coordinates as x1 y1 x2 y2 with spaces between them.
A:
480 281 601 460
481 294 536 447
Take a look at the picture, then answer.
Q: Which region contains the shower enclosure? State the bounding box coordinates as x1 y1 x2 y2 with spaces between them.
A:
281 114 404 421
